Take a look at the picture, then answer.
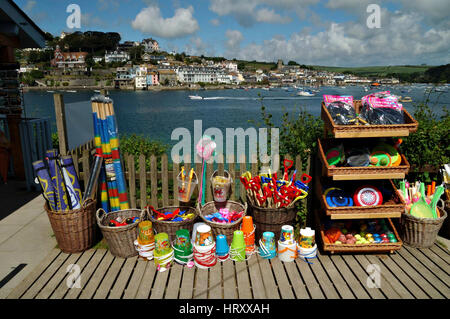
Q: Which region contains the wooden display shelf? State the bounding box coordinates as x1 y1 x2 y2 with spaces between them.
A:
322 101 418 138
315 212 403 254
315 177 405 220
318 138 410 180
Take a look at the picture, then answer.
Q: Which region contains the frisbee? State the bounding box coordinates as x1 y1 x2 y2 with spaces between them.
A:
353 186 383 206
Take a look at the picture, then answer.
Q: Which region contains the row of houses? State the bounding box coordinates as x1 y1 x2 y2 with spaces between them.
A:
114 64 244 90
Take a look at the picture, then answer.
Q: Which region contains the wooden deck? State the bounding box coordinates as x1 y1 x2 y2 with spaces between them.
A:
7 242 449 299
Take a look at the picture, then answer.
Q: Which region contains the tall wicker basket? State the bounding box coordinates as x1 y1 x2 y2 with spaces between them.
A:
399 208 447 248
198 201 247 244
147 206 198 242
246 196 297 241
44 199 97 254
96 208 148 258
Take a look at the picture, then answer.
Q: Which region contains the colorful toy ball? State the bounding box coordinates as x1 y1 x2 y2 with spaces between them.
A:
326 147 343 166
353 185 383 206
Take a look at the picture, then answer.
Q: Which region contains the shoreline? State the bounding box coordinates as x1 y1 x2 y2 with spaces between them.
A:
23 84 251 92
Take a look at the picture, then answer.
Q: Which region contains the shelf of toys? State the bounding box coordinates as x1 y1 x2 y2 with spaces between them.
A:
316 92 420 253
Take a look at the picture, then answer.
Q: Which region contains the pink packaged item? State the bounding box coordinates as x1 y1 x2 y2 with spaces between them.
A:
323 95 353 107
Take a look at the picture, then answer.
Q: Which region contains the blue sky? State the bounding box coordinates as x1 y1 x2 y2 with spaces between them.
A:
15 0 450 66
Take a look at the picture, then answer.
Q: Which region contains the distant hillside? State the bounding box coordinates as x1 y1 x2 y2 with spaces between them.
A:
310 65 431 77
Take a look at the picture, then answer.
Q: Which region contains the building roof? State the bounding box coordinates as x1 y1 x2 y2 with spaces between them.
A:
0 0 47 48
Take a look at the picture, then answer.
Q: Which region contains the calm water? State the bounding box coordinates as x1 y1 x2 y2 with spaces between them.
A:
23 85 449 148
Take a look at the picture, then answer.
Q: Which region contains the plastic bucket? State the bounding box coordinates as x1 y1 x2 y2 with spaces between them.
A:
177 170 198 202
210 170 232 202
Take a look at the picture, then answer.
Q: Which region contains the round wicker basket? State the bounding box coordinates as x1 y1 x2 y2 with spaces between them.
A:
246 195 297 224
96 208 147 258
147 206 198 242
399 208 447 248
198 200 247 244
44 199 97 254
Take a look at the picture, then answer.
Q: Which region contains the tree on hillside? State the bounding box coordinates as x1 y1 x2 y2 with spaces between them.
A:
288 60 299 66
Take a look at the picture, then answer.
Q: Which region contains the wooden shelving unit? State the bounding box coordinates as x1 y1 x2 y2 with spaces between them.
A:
315 100 418 254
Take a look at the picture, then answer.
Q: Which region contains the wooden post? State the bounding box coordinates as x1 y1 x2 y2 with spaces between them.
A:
54 94 68 155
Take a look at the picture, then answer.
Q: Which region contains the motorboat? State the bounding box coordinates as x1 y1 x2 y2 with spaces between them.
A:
399 96 413 103
297 90 315 97
189 95 203 100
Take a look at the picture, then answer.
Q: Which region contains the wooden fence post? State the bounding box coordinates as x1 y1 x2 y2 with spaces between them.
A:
54 93 68 155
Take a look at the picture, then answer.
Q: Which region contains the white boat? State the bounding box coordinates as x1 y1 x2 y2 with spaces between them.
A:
66 90 77 93
94 90 101 93
262 87 270 91
189 95 203 100
399 96 412 103
297 90 315 97
46 90 55 93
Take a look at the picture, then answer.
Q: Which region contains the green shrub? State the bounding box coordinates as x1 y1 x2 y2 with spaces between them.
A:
119 134 168 170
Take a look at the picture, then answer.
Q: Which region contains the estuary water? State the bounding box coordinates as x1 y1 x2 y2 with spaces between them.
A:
22 85 449 149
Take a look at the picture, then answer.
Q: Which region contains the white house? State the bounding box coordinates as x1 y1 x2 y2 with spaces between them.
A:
142 38 159 53
105 51 130 63
176 66 227 83
134 65 148 90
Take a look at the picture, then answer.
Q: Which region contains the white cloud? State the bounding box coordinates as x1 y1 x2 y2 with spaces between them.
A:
132 5 199 38
184 37 216 57
223 10 450 66
225 29 244 52
209 0 297 27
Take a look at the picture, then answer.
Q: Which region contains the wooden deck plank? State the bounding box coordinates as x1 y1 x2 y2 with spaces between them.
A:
107 257 138 299
308 254 340 299
295 258 325 299
257 255 280 299
418 247 450 274
150 268 170 299
208 262 223 299
378 255 429 299
430 244 450 265
7 249 61 299
354 255 401 299
135 261 156 299
64 249 108 299
247 255 267 299
404 246 450 286
164 263 184 299
397 247 450 299
270 258 294 299
35 252 83 299
222 259 238 299
283 260 309 299
365 255 414 299
179 263 195 299
390 252 444 299
193 268 209 299
21 251 71 299
48 249 96 299
92 257 126 299
77 251 115 299
329 255 371 299
235 260 253 299
317 254 354 299
122 259 148 299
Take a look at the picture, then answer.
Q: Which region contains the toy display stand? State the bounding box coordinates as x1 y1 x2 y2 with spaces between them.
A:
315 100 418 254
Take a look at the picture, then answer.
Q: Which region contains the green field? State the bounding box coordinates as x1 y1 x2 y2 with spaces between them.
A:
310 65 431 77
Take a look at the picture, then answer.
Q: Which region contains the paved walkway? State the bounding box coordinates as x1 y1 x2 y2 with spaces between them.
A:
0 196 56 298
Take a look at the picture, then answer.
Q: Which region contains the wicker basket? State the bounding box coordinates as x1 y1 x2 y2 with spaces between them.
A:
319 217 403 254
198 201 247 244
315 178 405 218
247 195 297 224
96 208 147 258
147 206 198 242
318 138 410 180
322 101 418 138
399 208 447 248
44 199 97 254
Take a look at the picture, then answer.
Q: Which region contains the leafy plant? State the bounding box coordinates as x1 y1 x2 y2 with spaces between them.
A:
119 133 168 171
401 102 449 182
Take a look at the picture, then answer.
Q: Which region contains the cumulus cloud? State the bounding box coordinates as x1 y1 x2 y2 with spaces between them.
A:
209 0 297 27
132 5 199 38
223 10 450 66
184 37 216 57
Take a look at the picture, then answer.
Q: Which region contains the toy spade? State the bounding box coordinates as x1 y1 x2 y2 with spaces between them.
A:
430 185 445 218
410 183 434 218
